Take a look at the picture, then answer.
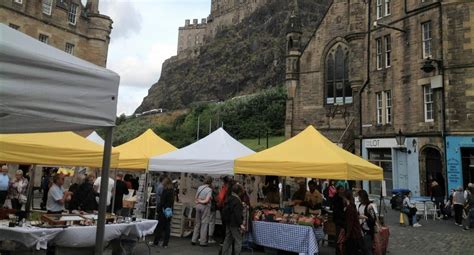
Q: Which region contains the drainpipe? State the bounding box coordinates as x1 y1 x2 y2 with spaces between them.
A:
359 0 371 156
438 3 448 196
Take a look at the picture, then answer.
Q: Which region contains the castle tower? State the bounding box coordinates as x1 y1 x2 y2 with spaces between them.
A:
285 1 302 138
86 0 113 66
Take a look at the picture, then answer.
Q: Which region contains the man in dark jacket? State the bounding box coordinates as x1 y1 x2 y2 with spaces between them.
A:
431 181 446 219
114 174 129 215
332 185 346 255
222 183 244 255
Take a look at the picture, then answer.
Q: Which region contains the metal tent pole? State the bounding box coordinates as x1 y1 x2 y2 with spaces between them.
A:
95 127 113 255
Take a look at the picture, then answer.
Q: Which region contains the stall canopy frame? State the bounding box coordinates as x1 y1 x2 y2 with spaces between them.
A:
0 24 120 255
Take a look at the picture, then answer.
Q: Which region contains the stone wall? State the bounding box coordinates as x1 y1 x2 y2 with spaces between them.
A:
0 0 112 67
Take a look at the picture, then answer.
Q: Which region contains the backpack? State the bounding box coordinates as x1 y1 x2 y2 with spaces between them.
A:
359 203 377 235
163 207 173 218
221 195 237 224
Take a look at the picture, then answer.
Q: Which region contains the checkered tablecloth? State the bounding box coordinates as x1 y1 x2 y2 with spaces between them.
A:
251 221 323 255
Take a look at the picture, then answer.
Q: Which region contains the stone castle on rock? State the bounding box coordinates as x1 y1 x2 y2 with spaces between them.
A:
177 0 268 58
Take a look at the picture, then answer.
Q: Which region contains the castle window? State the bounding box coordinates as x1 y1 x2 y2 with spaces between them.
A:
14 0 22 4
38 34 49 44
65 43 75 55
325 44 351 105
422 21 432 59
423 85 434 122
376 0 382 19
376 38 382 70
384 35 391 67
384 0 391 16
42 0 53 15
68 3 78 25
376 90 392 125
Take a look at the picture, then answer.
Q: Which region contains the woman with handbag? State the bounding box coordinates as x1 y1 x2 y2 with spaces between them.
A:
9 170 28 211
357 190 376 255
152 176 175 248
402 191 422 227
343 191 367 255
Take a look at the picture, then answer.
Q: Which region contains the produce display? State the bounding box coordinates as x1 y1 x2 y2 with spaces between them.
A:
252 208 324 227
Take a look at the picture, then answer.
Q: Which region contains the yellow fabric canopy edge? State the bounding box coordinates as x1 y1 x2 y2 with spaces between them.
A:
234 125 383 180
0 131 120 168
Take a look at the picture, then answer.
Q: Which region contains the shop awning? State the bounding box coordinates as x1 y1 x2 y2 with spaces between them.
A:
115 129 177 170
0 24 120 133
234 126 383 180
148 128 255 175
86 131 105 145
0 132 120 168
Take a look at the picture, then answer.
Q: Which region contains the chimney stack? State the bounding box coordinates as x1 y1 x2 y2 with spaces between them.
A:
87 0 99 14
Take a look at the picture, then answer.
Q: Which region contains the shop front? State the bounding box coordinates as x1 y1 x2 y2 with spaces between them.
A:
362 138 421 196
445 136 474 191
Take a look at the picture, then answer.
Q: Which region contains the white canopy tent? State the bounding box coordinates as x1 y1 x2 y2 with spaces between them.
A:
0 24 119 254
86 131 105 146
149 128 255 175
0 24 119 133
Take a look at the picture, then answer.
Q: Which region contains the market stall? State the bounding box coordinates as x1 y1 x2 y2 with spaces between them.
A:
0 132 120 168
0 24 121 254
148 128 254 175
113 129 177 216
234 125 383 254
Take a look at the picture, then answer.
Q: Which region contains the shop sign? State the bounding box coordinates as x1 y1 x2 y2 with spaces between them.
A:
364 139 396 148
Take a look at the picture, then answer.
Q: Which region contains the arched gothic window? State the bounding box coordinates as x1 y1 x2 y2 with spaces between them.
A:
325 44 352 105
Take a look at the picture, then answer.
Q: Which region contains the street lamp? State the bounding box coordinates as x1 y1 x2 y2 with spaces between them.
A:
395 129 407 152
421 57 443 74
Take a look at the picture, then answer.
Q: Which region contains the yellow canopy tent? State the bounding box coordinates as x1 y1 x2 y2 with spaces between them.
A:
115 129 177 170
0 132 120 168
235 126 383 180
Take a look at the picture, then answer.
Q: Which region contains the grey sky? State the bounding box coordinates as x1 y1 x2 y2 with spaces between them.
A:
99 0 211 115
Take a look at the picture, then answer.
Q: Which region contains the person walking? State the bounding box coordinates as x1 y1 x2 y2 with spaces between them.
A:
114 173 129 216
153 176 175 248
221 183 245 255
46 174 73 214
463 183 474 230
208 183 218 244
357 190 376 255
453 186 465 226
332 185 346 255
9 170 28 211
343 191 367 255
192 176 213 246
0 165 10 207
431 181 446 219
402 191 422 227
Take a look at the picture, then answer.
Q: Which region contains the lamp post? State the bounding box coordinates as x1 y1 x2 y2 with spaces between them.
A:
395 129 407 152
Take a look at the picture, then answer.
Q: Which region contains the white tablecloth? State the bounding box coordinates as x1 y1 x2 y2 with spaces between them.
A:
52 220 158 247
0 226 63 250
0 220 158 250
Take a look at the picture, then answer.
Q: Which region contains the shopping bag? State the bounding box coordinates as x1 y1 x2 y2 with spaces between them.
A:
373 226 390 255
337 228 346 255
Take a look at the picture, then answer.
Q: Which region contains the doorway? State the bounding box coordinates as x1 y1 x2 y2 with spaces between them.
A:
461 148 474 187
424 147 443 196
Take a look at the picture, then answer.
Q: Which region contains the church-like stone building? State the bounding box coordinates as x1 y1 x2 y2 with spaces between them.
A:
286 0 474 196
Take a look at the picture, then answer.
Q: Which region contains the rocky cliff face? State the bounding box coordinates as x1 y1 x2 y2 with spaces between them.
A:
135 0 330 113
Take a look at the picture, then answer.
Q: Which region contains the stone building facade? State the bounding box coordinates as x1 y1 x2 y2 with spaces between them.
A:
286 0 474 196
177 0 268 56
0 0 113 67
